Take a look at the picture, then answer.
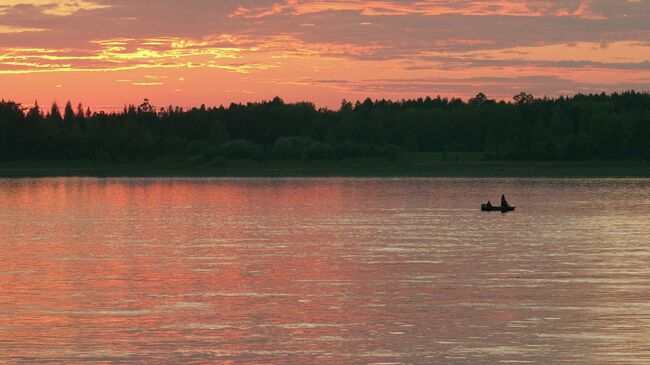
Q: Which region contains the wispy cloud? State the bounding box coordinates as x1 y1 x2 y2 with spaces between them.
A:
0 34 387 74
232 0 606 19
0 24 46 33
0 0 110 16
132 82 163 86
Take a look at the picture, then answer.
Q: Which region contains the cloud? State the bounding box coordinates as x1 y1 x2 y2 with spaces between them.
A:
418 41 650 66
0 36 254 74
0 0 110 16
132 82 163 86
555 0 605 20
0 24 46 33
0 33 388 75
231 0 607 19
300 74 650 101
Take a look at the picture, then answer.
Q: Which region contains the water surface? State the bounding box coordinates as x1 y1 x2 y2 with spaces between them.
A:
1 178 650 364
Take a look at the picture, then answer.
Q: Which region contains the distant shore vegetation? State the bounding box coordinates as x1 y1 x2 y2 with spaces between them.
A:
1 91 649 165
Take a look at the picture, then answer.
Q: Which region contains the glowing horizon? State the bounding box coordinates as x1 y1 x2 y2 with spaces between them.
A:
0 0 649 111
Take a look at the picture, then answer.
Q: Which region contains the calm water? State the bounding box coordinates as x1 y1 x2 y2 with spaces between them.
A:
1 178 650 364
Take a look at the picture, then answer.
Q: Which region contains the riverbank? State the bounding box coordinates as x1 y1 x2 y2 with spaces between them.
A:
1 154 650 178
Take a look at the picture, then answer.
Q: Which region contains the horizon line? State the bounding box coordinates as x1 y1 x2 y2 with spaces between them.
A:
4 89 650 113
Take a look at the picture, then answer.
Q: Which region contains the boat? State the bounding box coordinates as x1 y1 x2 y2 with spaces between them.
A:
481 204 515 212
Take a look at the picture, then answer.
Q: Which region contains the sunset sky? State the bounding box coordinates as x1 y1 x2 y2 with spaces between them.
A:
0 0 648 110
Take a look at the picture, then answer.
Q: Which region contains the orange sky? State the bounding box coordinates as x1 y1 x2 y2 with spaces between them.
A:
0 0 649 111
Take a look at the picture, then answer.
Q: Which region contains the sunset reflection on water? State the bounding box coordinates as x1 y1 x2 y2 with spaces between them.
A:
1 178 650 364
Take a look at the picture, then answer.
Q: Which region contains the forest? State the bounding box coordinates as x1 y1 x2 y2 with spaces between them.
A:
0 91 649 165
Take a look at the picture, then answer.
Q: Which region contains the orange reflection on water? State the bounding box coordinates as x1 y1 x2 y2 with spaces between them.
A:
1 178 650 364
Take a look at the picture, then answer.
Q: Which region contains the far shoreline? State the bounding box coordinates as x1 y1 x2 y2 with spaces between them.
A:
1 154 650 178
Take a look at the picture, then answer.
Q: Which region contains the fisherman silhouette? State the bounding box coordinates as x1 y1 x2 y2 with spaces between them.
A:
501 194 509 208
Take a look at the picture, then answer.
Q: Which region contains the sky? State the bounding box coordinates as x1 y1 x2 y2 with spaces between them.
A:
0 0 648 111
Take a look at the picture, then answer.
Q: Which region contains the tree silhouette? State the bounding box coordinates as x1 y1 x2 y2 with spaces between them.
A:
513 92 534 105
0 91 648 162
48 102 62 121
469 92 491 105
76 103 85 119
139 98 154 113
64 101 75 123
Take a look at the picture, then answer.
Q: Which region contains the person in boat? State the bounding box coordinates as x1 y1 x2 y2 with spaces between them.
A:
501 194 509 208
486 201 493 209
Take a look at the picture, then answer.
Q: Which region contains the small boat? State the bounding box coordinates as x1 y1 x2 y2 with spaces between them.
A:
481 204 515 212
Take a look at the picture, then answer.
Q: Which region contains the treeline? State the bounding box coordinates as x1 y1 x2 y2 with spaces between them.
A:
0 91 649 164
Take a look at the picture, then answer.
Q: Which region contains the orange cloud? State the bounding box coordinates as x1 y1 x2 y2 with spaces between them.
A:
0 34 386 75
420 41 650 65
555 0 605 20
0 25 46 33
132 82 163 86
232 0 605 19
0 0 109 16
0 36 251 74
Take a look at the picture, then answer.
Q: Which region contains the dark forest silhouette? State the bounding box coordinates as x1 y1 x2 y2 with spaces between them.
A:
1 91 649 164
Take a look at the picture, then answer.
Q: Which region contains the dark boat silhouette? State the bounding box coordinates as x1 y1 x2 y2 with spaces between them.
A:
481 204 516 213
